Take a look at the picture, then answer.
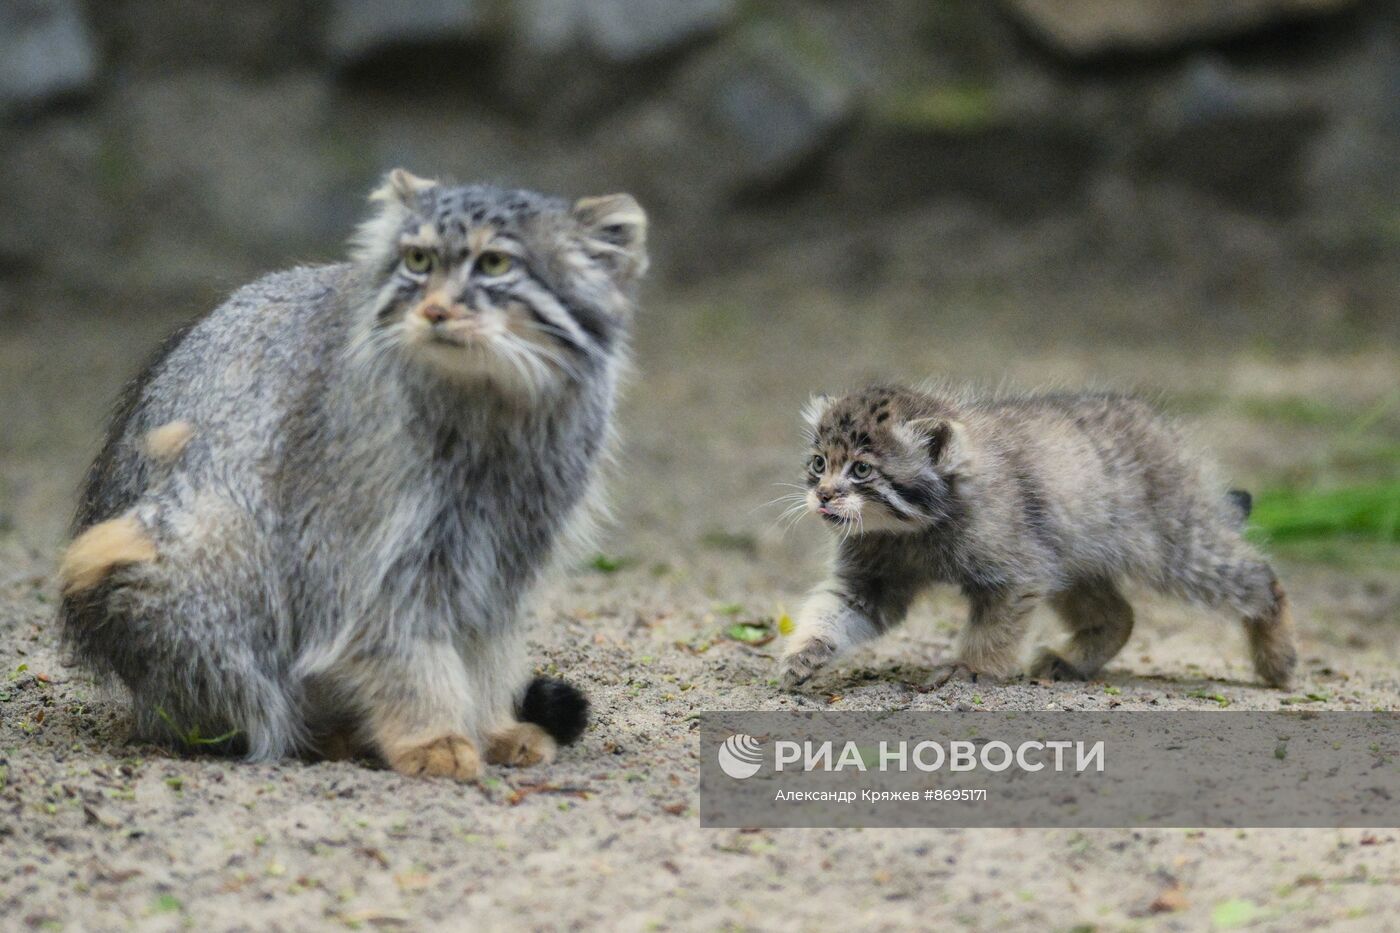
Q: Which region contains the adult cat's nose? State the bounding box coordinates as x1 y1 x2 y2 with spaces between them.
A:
420 302 466 324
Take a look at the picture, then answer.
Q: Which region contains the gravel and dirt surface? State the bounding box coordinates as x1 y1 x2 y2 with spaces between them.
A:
2 267 1398 931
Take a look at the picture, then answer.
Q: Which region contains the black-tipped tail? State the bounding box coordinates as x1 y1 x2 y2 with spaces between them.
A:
519 677 589 746
1227 489 1253 523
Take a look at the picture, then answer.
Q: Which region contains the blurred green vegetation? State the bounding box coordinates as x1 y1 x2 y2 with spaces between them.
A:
1248 483 1400 545
874 85 999 133
1237 389 1400 569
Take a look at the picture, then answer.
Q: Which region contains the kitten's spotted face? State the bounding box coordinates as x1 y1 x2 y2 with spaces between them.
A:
351 169 646 397
802 388 960 535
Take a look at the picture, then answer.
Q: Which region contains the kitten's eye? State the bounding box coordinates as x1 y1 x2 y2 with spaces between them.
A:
476 251 513 277
809 454 826 476
851 461 873 480
402 247 434 275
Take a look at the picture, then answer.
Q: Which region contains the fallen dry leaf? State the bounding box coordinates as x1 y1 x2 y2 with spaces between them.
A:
394 872 432 891
1150 885 1189 914
356 846 390 868
82 805 122 829
506 782 592 806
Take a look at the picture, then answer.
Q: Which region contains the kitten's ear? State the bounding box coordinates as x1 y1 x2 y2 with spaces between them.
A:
903 418 971 474
801 394 833 431
572 193 649 284
370 168 436 208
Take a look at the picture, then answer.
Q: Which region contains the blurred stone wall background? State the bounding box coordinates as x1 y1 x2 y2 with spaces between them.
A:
2 0 1398 342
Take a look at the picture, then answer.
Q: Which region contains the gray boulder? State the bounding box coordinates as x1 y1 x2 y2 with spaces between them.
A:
1133 57 1324 214
0 116 114 278
111 73 346 292
516 0 736 62
326 0 493 65
1001 0 1360 57
98 2 321 75
673 21 856 193
0 0 96 112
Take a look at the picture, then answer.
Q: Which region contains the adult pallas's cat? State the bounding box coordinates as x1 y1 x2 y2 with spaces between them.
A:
60 171 647 778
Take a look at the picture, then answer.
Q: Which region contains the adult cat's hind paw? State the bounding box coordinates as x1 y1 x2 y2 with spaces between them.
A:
388 734 480 781
485 722 557 768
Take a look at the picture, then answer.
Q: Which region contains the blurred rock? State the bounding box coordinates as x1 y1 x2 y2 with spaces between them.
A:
1134 58 1324 214
830 74 1099 218
493 0 736 129
0 116 115 280
1002 0 1361 56
835 126 1099 220
336 99 565 194
97 1 320 75
326 0 493 66
0 0 96 113
674 20 856 193
112 73 345 290
556 16 855 220
1298 30 1400 251
515 0 736 62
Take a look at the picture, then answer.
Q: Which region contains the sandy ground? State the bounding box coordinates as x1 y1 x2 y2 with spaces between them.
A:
2 273 1399 931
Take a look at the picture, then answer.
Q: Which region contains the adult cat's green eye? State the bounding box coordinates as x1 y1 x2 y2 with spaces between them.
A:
809 454 826 475
403 247 434 274
851 461 873 480
477 251 513 277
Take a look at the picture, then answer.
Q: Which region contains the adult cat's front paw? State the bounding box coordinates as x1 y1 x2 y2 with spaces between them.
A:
780 636 836 690
485 722 557 768
388 733 480 781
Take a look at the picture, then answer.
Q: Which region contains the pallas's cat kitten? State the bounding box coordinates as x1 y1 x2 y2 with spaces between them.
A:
60 170 647 778
781 384 1296 691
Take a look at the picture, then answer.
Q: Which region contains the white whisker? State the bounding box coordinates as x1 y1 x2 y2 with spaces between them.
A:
493 339 539 399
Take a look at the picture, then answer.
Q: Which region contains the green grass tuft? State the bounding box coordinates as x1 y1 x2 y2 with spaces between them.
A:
1247 482 1400 545
154 707 241 748
585 554 633 574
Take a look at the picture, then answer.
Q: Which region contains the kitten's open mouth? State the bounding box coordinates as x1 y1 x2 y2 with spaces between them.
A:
817 508 849 524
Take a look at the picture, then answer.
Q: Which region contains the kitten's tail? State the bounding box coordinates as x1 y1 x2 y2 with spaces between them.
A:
519 677 589 746
1226 489 1253 525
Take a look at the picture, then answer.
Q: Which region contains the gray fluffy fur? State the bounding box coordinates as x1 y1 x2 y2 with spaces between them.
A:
60 171 646 766
780 384 1297 690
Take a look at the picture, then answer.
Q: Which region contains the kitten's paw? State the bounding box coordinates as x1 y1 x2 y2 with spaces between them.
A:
780 637 836 690
485 722 557 768
389 734 480 781
928 661 977 689
1027 649 1085 682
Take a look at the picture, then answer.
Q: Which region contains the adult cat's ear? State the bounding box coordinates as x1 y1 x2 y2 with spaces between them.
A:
370 168 437 208
572 193 648 284
353 169 437 267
